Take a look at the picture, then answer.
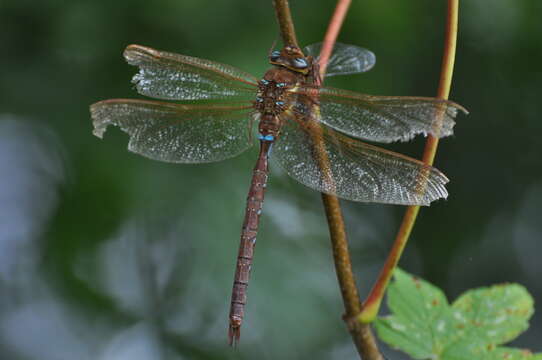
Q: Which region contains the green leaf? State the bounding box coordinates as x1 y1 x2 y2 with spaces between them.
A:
481 347 542 360
374 268 539 360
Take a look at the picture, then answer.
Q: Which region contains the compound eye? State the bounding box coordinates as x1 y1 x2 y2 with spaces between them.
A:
270 50 281 61
291 57 308 69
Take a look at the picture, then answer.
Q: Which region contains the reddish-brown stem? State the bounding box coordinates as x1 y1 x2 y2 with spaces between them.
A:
317 0 350 76
359 0 460 323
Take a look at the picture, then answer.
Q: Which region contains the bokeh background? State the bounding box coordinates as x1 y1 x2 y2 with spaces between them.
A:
1 0 540 359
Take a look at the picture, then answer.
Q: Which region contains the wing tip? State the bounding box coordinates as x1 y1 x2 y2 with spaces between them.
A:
124 44 158 64
446 99 469 115
89 101 113 139
92 127 106 139
425 167 450 205
456 103 469 115
427 189 449 206
408 164 449 207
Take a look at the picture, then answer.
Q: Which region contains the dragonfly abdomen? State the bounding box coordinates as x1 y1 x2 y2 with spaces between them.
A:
229 139 272 346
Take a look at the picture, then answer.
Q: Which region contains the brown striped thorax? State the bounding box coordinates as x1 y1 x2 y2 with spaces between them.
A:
254 46 314 139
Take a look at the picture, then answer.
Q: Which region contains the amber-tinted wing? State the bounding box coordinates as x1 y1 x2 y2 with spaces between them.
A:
124 45 258 101
272 116 448 205
303 42 376 76
91 99 254 163
292 86 468 143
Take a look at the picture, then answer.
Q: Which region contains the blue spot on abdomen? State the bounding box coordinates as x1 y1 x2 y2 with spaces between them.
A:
258 134 275 141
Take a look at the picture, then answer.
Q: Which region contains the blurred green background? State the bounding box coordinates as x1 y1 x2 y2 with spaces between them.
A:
1 0 541 359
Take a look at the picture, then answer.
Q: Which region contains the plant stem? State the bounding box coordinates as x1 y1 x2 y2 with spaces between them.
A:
271 0 383 358
316 1 383 359
317 0 350 74
272 0 299 48
359 0 460 323
321 194 383 360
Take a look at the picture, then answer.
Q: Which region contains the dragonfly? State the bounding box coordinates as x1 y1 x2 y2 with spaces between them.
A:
90 42 467 345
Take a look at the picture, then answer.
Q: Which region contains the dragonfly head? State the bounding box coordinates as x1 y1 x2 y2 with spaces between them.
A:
269 45 311 75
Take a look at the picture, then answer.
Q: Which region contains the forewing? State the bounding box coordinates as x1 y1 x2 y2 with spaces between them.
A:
298 87 468 143
90 99 254 163
272 118 449 205
303 42 376 76
124 45 258 101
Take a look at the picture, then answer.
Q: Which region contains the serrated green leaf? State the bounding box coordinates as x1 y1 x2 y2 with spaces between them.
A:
374 268 539 360
452 284 533 345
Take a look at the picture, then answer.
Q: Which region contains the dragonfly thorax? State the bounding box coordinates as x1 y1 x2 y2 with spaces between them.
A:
255 68 302 114
255 68 304 139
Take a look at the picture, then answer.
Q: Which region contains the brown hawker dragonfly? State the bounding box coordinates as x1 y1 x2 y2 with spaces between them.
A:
90 42 467 345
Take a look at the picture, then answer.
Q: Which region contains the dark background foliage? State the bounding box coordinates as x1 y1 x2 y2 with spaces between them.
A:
1 1 540 359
